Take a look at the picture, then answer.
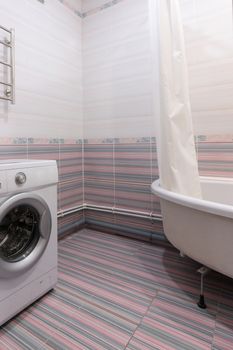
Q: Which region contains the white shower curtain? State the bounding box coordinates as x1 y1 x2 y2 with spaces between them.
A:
150 0 202 198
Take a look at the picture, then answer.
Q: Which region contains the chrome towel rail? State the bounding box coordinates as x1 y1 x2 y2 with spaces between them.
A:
0 25 15 104
0 60 12 68
0 24 11 34
0 39 11 48
0 81 12 87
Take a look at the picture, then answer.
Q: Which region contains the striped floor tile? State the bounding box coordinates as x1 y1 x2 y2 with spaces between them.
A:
126 290 216 350
0 229 233 349
212 288 233 350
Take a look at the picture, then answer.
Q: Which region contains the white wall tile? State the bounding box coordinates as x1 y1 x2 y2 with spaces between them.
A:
83 0 233 138
0 0 83 138
183 0 233 134
0 0 232 139
83 0 153 138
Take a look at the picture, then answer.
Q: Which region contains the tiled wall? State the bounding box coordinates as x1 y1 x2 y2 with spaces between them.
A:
83 135 233 210
83 0 233 139
84 134 233 241
85 210 164 242
2 133 233 241
58 210 84 237
84 137 163 241
0 0 83 139
197 135 233 178
84 137 160 214
82 0 154 139
181 0 233 135
0 137 84 237
0 135 163 241
0 0 83 238
81 0 233 241
1 0 233 241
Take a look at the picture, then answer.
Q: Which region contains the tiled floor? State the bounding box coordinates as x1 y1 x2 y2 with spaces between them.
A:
0 229 233 350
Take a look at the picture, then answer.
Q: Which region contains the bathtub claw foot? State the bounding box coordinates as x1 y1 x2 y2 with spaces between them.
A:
197 294 207 309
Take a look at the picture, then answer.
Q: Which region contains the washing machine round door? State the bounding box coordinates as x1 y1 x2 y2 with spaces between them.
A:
0 193 52 278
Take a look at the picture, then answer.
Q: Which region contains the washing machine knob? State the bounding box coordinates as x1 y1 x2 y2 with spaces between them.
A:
15 172 27 185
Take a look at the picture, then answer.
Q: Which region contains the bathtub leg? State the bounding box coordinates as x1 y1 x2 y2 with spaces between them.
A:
197 266 210 309
179 251 185 258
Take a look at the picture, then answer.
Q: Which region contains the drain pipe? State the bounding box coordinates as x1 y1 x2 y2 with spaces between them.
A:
57 204 163 221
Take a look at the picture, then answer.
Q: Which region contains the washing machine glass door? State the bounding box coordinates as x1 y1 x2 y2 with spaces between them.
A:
0 193 52 278
0 204 40 262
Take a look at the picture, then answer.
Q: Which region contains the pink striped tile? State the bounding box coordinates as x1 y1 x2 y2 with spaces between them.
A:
1 229 233 349
127 290 216 350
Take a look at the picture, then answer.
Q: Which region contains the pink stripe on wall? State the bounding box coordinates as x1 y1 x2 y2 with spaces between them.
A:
1 135 232 240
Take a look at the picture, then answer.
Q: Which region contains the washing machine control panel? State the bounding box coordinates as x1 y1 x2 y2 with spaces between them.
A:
15 172 27 185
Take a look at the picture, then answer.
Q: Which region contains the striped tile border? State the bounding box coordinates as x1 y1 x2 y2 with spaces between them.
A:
58 179 83 211
83 138 159 227
115 182 152 213
59 143 82 182
115 142 152 184
84 143 114 181
0 143 28 160
84 179 115 207
1 134 233 239
84 137 151 145
198 141 233 178
0 137 83 238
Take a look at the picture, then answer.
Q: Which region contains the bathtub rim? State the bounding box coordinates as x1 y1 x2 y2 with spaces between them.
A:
151 176 233 220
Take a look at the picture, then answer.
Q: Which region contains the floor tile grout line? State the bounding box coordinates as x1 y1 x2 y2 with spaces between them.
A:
210 284 224 350
124 289 159 349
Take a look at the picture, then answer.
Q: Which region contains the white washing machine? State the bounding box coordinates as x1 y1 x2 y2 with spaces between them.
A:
0 160 58 326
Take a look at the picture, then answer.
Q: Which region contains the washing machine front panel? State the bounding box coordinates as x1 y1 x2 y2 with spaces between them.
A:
0 193 52 278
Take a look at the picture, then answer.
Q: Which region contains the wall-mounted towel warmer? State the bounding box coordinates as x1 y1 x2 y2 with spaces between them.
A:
0 24 15 104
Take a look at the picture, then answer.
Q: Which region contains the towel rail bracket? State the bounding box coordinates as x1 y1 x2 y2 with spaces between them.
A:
0 26 15 104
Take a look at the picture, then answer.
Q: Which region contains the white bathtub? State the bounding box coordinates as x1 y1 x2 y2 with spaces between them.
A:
151 177 233 279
